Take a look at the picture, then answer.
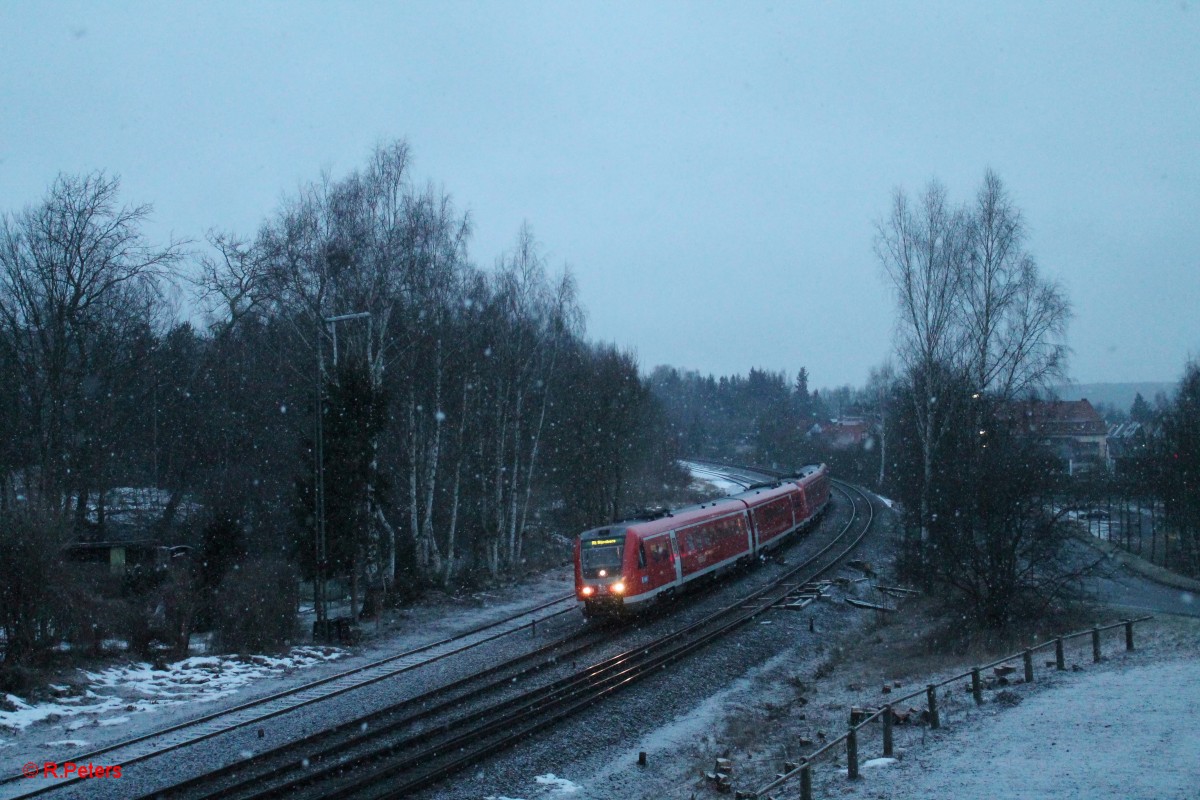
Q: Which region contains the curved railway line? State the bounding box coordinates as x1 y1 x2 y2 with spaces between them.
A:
5 463 884 800
136 471 880 800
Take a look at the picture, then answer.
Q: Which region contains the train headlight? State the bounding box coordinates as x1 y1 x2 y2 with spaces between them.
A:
611 581 626 594
581 586 595 597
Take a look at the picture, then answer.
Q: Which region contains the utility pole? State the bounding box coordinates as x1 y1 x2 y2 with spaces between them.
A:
314 311 371 640
314 325 328 638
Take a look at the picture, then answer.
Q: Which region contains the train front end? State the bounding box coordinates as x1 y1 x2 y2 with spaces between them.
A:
574 527 633 615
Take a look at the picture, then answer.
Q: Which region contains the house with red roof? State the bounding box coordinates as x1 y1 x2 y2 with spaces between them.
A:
998 399 1109 475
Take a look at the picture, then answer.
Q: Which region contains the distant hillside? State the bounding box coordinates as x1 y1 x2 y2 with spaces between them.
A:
1052 382 1175 412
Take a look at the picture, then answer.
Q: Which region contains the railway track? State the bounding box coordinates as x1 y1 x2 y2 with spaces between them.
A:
680 459 771 490
145 472 878 800
0 593 578 800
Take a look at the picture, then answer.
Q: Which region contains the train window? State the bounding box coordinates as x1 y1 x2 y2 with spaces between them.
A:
638 542 647 568
581 541 624 578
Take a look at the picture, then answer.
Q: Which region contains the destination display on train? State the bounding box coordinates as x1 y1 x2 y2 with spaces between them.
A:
587 538 618 546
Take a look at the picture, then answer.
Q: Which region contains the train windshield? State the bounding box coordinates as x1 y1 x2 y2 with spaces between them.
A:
580 538 624 578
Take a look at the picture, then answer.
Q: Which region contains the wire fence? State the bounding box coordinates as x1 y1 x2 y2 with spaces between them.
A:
747 616 1153 800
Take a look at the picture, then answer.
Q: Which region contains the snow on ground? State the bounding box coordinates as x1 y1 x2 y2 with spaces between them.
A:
537 583 1200 800
534 774 583 793
484 773 583 800
842 657 1200 800
691 476 743 496
1 564 574 778
0 646 345 735
681 461 745 496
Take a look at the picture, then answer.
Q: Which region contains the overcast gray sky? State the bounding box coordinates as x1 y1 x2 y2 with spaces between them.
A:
2 1 1197 388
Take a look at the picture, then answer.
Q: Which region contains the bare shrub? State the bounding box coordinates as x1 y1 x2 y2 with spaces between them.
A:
212 558 300 653
0 508 70 664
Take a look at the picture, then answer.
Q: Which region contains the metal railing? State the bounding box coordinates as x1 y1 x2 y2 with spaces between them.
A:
751 616 1153 800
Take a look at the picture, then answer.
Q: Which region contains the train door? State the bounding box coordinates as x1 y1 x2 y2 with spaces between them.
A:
668 530 683 583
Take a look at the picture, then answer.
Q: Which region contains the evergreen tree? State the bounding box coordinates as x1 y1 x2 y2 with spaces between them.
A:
1130 392 1153 423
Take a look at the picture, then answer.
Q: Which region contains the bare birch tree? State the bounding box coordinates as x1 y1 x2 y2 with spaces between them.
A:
875 180 968 542
877 171 1078 621
962 169 1069 401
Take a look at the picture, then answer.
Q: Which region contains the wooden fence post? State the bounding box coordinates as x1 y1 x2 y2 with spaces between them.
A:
1125 619 1134 651
883 705 894 757
1055 638 1065 670
847 726 859 779
971 668 982 705
926 684 940 729
1023 649 1034 683
1092 625 1102 663
800 762 812 800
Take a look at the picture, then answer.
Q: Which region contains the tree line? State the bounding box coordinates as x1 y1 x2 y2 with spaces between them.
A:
648 365 838 468
0 141 686 663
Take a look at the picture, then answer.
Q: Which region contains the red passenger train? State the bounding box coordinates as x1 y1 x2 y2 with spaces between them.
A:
573 464 830 615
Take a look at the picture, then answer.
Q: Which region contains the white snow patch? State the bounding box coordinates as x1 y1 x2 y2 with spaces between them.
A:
875 494 898 509
867 658 1200 800
98 716 130 727
681 462 745 496
0 646 345 734
633 649 798 758
534 773 582 793
0 692 123 733
44 739 90 748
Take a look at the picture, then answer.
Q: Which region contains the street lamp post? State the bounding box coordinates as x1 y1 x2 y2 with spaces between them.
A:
314 311 371 641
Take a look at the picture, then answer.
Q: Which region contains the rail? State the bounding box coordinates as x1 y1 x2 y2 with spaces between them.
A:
153 475 875 799
752 615 1154 799
0 593 577 799
276 480 874 798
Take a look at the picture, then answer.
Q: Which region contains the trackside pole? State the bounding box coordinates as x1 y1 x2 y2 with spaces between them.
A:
883 705 894 756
